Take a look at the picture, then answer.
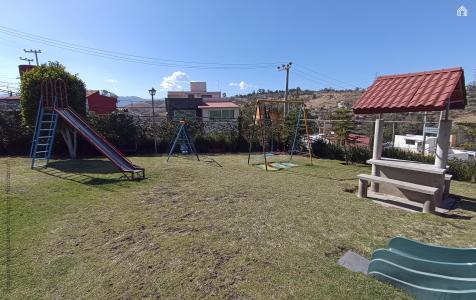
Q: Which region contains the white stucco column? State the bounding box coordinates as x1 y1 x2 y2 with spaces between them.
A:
434 119 452 169
371 118 384 192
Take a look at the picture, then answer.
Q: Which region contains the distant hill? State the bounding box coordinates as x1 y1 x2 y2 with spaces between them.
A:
118 96 166 116
118 96 148 105
234 86 476 123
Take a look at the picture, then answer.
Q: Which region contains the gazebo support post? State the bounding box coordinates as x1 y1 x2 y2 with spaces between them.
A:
371 117 384 192
434 119 452 169
434 103 452 170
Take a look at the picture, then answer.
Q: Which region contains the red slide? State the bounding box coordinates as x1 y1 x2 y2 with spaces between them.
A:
55 107 145 180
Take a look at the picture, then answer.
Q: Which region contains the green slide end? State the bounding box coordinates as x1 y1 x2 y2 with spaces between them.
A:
369 237 476 299
372 249 476 278
387 236 476 264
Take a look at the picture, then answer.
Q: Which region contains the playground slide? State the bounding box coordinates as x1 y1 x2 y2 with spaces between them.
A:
369 260 476 299
368 237 476 300
55 108 144 179
371 249 476 278
387 236 476 263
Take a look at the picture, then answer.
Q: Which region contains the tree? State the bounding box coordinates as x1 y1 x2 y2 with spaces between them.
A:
329 108 355 164
20 61 86 158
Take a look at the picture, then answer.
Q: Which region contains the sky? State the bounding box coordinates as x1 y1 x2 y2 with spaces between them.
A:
0 0 475 100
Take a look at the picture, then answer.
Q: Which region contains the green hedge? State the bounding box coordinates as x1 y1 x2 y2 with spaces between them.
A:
448 159 476 182
311 140 475 182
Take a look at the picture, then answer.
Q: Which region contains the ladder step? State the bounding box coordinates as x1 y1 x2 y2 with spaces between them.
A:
36 151 47 153
37 143 49 146
40 128 53 131
41 121 55 123
38 136 53 138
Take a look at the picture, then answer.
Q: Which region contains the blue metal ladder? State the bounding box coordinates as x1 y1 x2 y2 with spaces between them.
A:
30 105 58 169
166 123 199 162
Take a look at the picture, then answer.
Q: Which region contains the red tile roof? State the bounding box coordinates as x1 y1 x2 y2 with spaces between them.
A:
353 67 467 114
347 133 370 147
198 101 239 109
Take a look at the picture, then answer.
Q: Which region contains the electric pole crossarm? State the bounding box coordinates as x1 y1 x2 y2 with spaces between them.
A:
23 49 42 66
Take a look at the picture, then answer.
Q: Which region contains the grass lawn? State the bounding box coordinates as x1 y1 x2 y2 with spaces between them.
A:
1 154 475 299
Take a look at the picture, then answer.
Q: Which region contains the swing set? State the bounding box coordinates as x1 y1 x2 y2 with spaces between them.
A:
247 99 313 171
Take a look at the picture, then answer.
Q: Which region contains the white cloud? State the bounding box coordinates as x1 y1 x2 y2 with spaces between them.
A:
160 71 190 91
106 79 118 84
229 81 252 90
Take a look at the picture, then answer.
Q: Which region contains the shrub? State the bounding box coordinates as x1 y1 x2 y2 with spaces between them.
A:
382 147 434 164
312 140 370 163
448 159 476 182
0 111 32 155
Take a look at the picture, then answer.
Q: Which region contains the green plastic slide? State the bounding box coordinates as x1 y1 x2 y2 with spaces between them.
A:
372 249 476 278
368 237 476 300
388 237 476 264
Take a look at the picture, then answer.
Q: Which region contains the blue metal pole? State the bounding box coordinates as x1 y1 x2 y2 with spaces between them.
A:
167 124 183 162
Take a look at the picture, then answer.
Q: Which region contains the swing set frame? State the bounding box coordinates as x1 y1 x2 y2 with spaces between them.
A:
247 99 313 171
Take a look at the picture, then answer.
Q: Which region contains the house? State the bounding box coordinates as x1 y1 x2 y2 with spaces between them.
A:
457 5 468 17
165 81 238 121
393 134 437 154
0 95 20 111
86 90 118 114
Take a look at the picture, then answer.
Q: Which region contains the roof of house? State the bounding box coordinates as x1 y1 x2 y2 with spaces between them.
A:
86 90 117 100
198 101 239 109
353 67 467 114
347 133 370 147
86 90 99 97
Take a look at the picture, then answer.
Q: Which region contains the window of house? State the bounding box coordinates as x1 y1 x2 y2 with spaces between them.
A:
174 110 196 121
405 139 416 145
209 110 222 120
201 94 212 98
208 109 235 120
221 110 234 119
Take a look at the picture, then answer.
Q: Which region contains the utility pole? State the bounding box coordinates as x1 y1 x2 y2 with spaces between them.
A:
277 62 292 115
23 49 42 66
19 57 33 65
148 87 157 153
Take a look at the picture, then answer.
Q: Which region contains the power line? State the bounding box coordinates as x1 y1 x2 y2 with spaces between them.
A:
293 68 350 90
0 25 284 70
294 63 360 88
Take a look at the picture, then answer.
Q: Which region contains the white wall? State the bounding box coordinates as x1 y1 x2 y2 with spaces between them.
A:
394 135 437 154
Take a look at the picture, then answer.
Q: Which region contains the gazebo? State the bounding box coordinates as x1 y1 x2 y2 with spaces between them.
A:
353 67 467 213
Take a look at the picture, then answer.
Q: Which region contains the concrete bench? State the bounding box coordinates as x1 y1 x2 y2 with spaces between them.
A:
357 174 439 213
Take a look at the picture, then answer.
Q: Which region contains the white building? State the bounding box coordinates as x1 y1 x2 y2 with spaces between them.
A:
394 134 437 154
448 149 476 161
167 81 222 99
